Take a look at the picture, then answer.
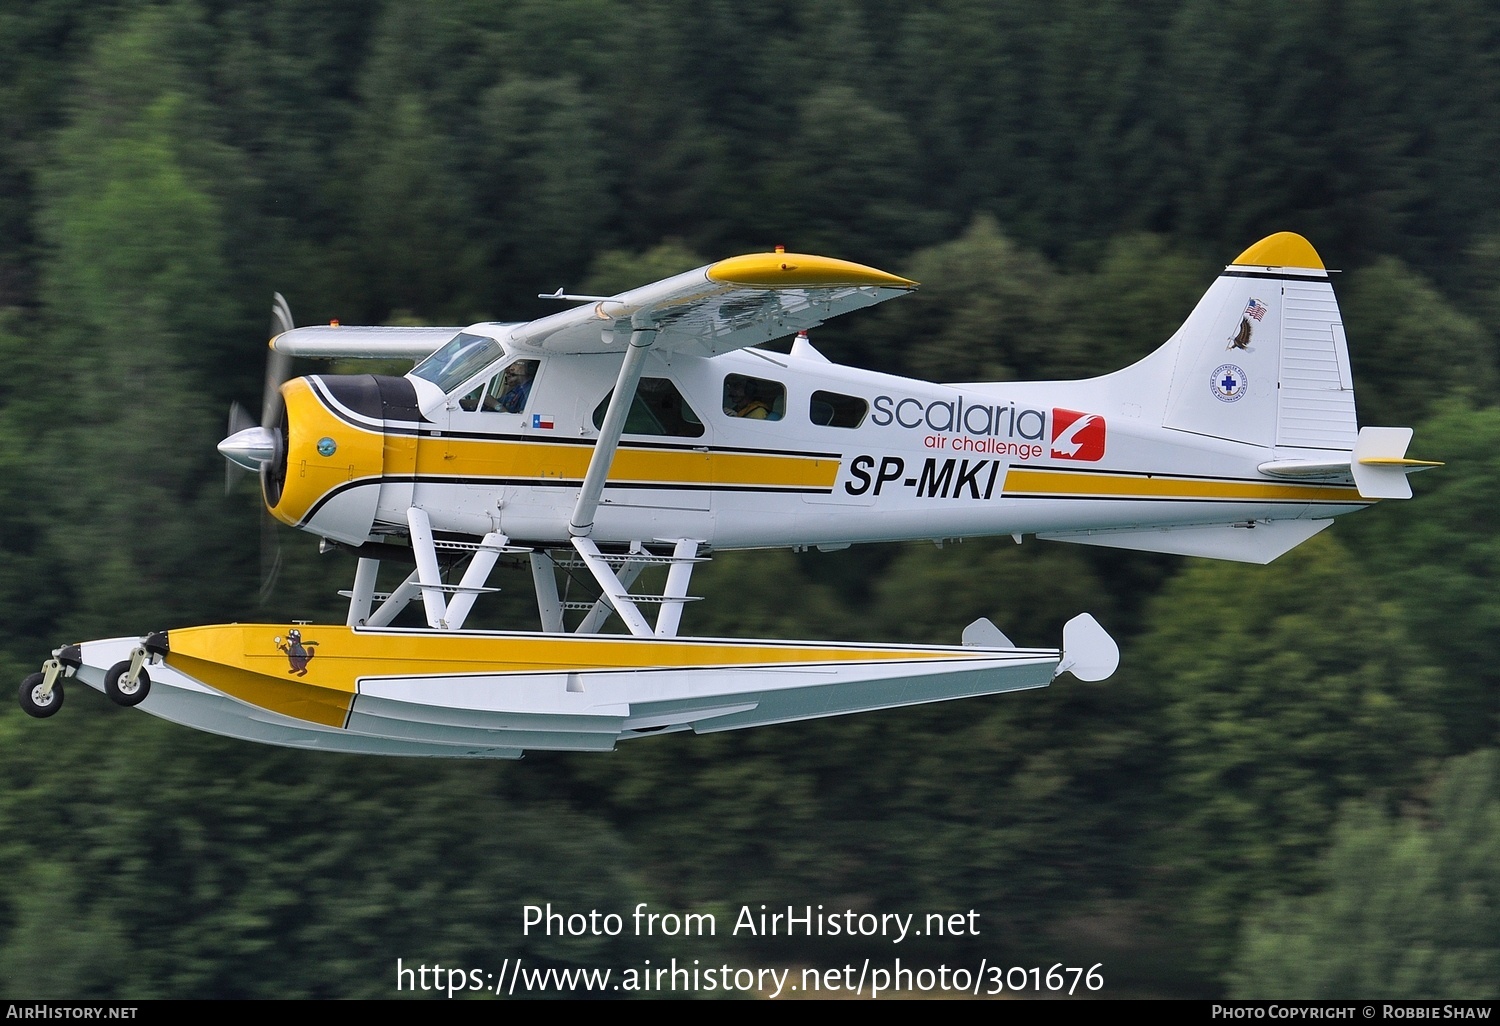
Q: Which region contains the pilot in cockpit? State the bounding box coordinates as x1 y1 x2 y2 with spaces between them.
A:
492 361 535 413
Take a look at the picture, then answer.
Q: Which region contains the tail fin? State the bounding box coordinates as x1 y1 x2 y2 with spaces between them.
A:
1159 232 1357 452
1040 234 1438 564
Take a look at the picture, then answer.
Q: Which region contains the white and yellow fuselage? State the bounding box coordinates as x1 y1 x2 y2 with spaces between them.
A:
271 234 1376 564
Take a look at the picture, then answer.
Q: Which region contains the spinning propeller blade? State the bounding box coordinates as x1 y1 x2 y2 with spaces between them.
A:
263 292 295 428
258 294 294 604
217 294 296 604
223 401 256 495
259 508 283 607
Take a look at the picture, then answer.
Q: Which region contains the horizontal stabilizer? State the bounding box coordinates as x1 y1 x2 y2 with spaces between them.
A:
1057 614 1118 682
1039 518 1334 564
1351 427 1442 500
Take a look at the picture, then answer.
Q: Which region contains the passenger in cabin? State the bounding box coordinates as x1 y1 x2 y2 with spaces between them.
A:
723 375 777 420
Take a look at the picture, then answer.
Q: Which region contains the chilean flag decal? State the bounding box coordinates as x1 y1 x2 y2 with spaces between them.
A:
1051 409 1106 461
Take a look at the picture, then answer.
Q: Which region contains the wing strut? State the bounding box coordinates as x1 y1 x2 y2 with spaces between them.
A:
562 322 667 638
570 323 657 538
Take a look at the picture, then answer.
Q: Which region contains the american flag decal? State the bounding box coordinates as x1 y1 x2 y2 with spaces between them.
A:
1244 298 1268 322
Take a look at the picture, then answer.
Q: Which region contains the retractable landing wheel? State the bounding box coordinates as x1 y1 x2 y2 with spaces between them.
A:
104 661 151 707
19 644 78 718
19 672 63 718
102 632 166 708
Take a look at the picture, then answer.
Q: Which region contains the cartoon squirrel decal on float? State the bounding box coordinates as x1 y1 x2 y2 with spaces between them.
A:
275 629 318 676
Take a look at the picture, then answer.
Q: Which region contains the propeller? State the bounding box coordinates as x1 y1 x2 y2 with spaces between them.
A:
220 293 294 478
263 292 294 428
258 498 283 606
219 293 296 602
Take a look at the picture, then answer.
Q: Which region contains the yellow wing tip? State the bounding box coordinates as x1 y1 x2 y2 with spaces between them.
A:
708 252 918 289
1232 232 1325 270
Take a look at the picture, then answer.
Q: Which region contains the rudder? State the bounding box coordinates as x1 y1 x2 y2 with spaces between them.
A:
1160 232 1358 453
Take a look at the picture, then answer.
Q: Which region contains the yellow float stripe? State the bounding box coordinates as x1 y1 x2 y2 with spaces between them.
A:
165 623 1005 726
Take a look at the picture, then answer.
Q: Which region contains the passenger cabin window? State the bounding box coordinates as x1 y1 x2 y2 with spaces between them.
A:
809 390 868 428
722 374 785 421
412 332 506 393
592 378 704 437
458 360 538 413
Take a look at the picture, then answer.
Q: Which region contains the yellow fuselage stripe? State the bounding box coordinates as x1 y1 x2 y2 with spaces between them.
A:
413 437 840 488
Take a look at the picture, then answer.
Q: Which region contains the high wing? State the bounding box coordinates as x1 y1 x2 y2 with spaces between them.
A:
268 250 916 361
505 251 915 356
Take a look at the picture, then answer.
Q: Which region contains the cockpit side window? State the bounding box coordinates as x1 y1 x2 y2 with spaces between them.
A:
722 374 785 421
591 378 704 437
458 360 538 413
412 332 507 393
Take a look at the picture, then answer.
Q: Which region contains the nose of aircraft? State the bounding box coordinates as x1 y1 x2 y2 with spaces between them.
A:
218 425 278 471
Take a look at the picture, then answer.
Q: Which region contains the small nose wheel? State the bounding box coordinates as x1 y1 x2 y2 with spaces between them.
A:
18 672 63 718
18 645 78 719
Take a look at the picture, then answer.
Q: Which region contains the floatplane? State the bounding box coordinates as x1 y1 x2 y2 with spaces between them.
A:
19 233 1435 758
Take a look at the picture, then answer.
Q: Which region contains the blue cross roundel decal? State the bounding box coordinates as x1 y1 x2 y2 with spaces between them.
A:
1210 363 1248 403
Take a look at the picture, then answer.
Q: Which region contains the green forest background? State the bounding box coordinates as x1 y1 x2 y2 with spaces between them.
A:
1 0 1497 999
